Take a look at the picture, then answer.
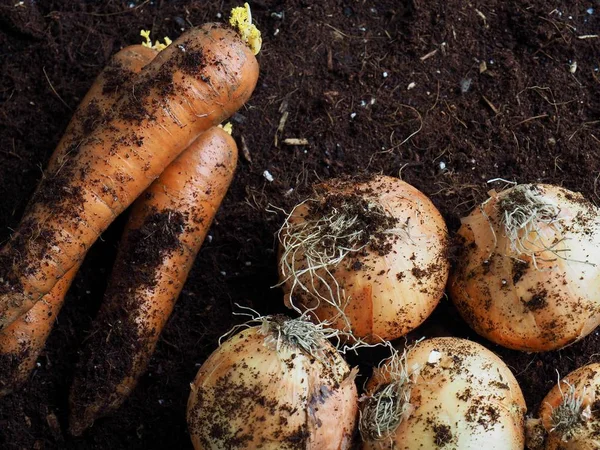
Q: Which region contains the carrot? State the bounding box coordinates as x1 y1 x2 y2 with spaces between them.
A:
0 267 77 397
0 45 158 397
68 126 238 435
0 22 259 329
44 45 158 175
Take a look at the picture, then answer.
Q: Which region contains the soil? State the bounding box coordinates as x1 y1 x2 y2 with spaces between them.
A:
0 0 598 448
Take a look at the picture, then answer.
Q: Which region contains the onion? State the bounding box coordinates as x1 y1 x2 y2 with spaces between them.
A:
526 363 600 449
186 315 358 449
450 184 600 352
359 337 526 449
277 175 449 342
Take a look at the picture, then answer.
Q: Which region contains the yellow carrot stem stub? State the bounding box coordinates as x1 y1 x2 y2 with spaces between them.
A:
218 122 233 135
229 3 262 55
140 29 172 51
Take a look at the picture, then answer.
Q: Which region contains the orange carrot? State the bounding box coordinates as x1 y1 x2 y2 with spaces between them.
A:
0 23 259 329
69 126 238 435
0 45 158 397
0 267 77 397
44 45 158 174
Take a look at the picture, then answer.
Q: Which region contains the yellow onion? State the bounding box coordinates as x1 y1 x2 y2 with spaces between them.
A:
359 337 526 449
450 184 600 351
186 315 358 449
526 363 600 449
277 175 449 342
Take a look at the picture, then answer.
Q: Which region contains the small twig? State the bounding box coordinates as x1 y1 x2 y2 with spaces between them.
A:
42 67 71 111
419 49 438 62
386 105 423 150
482 95 500 114
240 135 252 164
0 149 22 161
83 0 150 16
274 111 289 147
444 100 468 128
427 80 440 112
512 114 549 127
283 138 309 146
475 8 488 26
578 35 599 40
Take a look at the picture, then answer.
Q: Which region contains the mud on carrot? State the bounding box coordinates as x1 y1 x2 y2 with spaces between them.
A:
0 44 160 397
69 125 238 435
0 12 260 329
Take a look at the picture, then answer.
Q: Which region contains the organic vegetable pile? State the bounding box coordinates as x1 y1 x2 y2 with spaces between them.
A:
1 0 599 449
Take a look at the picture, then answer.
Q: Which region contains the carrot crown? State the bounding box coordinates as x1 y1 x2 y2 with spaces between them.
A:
229 3 262 55
140 30 172 51
218 122 233 135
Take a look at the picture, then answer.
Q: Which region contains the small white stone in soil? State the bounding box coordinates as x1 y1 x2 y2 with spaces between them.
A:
569 61 578 73
263 170 275 182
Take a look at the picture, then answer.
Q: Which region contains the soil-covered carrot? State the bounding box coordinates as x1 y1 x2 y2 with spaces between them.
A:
69 126 238 435
0 267 77 397
43 45 158 176
0 45 158 397
0 22 259 329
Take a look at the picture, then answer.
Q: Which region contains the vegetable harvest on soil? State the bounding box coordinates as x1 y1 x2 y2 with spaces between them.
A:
0 44 158 397
186 315 358 450
450 184 600 352
68 125 238 435
0 21 259 330
526 363 600 449
359 337 526 449
278 175 449 343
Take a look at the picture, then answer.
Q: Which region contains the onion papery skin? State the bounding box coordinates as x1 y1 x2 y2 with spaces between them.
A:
537 363 600 450
450 184 600 352
361 337 526 450
187 323 358 449
279 175 449 343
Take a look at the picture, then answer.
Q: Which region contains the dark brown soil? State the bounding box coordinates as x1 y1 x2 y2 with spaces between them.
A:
0 0 599 448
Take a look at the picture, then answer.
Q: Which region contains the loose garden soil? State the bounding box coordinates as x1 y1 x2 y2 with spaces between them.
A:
0 0 599 448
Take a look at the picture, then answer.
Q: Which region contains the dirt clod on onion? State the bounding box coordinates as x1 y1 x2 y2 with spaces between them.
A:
527 363 600 449
450 184 600 352
186 315 358 450
277 175 449 343
359 337 526 450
